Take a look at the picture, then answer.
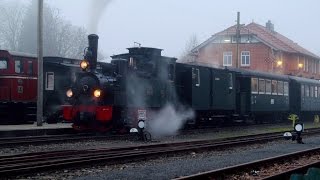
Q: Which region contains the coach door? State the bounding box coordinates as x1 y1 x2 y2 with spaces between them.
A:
236 76 250 114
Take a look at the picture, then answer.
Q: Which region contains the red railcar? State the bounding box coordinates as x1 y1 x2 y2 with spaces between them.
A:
0 50 38 124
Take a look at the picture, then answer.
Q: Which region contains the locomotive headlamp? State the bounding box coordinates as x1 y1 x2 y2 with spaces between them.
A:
294 123 304 133
138 120 145 129
93 89 101 98
66 89 73 98
80 60 89 70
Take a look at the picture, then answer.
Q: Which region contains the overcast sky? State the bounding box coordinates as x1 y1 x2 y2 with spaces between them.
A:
9 0 320 58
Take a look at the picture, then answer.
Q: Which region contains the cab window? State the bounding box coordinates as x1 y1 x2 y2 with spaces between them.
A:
168 64 174 81
258 79 265 94
192 68 200 87
15 60 24 73
0 58 8 69
27 61 33 75
301 85 305 97
271 80 277 95
277 81 283 95
251 78 258 94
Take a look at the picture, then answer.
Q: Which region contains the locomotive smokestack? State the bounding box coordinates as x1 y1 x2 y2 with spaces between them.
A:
88 34 99 70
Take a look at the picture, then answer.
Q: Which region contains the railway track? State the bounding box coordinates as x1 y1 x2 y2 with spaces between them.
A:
0 133 128 147
0 123 313 147
1 128 320 178
175 147 320 180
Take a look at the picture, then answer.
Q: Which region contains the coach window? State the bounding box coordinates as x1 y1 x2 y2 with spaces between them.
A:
277 81 284 95
251 78 258 94
305 85 310 97
315 86 318 98
318 87 320 98
0 58 8 69
15 60 24 73
271 80 277 95
301 85 305 97
284 82 289 96
310 86 314 97
259 79 265 94
266 79 271 94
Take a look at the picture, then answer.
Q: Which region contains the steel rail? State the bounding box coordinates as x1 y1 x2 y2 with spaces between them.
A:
174 147 320 180
1 128 320 177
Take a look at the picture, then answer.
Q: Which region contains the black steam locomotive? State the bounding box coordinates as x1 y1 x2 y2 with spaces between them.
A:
62 34 320 132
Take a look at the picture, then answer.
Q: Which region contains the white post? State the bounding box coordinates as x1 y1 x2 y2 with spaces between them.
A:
37 0 43 126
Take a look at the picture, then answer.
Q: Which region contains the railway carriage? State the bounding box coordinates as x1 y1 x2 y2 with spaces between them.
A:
0 50 37 124
234 69 290 123
175 63 237 125
289 76 320 120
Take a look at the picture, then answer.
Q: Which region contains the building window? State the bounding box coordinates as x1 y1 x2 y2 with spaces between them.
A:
251 78 258 94
0 58 8 69
223 52 232 66
241 51 250 66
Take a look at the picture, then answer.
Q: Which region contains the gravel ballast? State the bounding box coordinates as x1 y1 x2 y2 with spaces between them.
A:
13 134 320 180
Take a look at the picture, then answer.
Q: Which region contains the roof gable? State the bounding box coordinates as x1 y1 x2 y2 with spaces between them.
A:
193 22 319 59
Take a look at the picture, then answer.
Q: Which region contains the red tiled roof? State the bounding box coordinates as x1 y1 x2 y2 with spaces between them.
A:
202 22 319 59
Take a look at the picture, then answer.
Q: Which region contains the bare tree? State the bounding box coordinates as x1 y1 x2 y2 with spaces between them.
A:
18 2 88 59
0 3 26 51
179 34 199 63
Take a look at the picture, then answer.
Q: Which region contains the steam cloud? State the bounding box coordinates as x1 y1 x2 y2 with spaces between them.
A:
87 0 113 33
147 104 195 137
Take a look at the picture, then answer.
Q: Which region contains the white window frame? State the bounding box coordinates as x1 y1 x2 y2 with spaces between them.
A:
223 52 232 66
241 51 250 66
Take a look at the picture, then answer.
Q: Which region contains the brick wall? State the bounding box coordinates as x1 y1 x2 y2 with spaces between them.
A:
195 43 320 79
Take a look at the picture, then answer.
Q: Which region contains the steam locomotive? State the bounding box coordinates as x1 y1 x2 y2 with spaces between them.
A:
63 34 320 132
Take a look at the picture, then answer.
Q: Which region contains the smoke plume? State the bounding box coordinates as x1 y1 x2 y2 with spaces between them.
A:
87 0 113 34
147 104 195 137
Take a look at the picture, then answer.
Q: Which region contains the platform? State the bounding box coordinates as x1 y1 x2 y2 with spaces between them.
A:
0 123 75 137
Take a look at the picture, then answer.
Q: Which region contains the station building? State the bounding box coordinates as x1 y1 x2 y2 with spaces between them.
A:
190 21 320 79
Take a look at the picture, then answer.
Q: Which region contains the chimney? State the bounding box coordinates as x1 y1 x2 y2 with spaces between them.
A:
266 20 275 32
87 34 99 70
